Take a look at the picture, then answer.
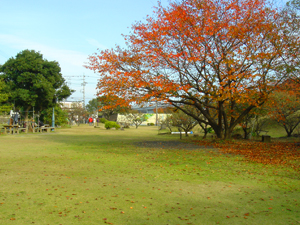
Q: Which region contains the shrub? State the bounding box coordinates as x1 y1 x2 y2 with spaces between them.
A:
100 118 108 123
104 121 120 130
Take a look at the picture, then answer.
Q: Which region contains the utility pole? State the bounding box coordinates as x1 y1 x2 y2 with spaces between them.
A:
81 74 87 109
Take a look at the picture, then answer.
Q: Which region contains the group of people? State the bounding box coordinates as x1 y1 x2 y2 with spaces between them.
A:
75 117 98 126
88 117 99 126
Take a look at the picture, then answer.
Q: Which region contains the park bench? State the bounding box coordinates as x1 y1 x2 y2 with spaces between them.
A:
38 124 49 132
3 125 19 134
31 126 40 133
39 126 55 132
18 128 27 133
39 127 48 132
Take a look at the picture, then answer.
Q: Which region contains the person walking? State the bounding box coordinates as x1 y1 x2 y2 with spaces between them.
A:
88 117 93 126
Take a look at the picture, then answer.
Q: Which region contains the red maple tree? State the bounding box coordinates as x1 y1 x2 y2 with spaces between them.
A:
86 0 299 139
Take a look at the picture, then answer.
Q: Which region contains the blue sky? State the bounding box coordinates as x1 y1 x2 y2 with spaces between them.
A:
0 0 289 105
0 0 170 104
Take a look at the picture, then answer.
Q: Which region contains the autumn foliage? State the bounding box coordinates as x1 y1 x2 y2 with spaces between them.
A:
97 94 130 119
86 0 299 139
193 140 300 171
267 80 300 137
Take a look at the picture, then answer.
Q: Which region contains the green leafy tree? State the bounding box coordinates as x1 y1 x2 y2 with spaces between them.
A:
171 107 198 137
268 88 300 137
123 109 146 129
160 114 173 132
0 78 8 102
236 103 268 139
0 78 10 113
40 104 69 126
253 116 271 137
86 98 100 114
0 50 73 120
68 102 87 124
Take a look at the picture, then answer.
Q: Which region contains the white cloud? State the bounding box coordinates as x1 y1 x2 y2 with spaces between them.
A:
0 34 90 75
0 34 101 102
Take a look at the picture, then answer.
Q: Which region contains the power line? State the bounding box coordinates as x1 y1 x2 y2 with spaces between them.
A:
63 75 99 78
63 74 98 105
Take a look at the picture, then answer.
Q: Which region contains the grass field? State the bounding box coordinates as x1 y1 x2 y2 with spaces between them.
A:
0 124 299 225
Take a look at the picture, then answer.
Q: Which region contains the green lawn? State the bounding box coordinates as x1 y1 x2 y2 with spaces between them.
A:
0 124 299 225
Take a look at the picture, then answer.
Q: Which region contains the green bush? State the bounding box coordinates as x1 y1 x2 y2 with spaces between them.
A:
100 118 108 123
104 121 120 130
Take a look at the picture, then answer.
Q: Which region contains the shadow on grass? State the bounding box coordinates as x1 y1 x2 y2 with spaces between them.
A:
33 126 217 152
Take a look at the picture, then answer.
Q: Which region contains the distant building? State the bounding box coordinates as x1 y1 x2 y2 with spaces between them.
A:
60 101 83 110
132 102 172 113
117 102 173 126
59 101 85 124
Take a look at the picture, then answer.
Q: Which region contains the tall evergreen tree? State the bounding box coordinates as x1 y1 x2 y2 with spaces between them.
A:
0 50 73 120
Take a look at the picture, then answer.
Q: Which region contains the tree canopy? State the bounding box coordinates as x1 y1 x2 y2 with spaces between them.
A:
0 50 73 119
267 80 300 137
86 0 299 138
287 0 300 10
86 98 100 114
86 95 130 119
0 78 10 112
0 79 8 103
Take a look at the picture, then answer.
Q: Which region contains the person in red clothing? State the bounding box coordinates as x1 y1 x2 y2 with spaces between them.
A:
88 117 93 126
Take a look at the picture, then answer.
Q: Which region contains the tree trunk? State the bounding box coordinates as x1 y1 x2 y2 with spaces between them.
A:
217 102 223 138
284 125 293 137
242 127 250 139
214 126 223 139
286 128 292 137
198 123 208 139
202 127 208 139
167 125 173 132
185 130 188 137
178 128 182 139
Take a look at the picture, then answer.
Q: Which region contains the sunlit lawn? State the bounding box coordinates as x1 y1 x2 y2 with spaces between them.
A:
0 124 299 224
